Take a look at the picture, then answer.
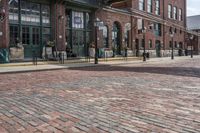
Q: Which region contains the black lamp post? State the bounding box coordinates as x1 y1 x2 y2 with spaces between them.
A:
190 35 194 58
170 32 174 60
142 27 147 61
94 18 104 64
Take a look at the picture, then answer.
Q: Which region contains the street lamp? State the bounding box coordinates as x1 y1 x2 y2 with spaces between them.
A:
170 31 174 60
94 18 104 64
142 27 147 61
190 35 194 58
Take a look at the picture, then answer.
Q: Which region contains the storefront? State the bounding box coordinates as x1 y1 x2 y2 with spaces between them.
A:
9 0 51 58
66 8 93 57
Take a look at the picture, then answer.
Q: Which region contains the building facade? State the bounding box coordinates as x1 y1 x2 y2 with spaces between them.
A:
0 0 187 63
187 15 200 55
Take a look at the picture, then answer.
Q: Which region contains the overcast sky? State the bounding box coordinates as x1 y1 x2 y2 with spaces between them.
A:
187 0 200 16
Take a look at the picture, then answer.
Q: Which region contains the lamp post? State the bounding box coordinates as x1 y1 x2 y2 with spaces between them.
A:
170 31 174 60
94 18 104 64
190 35 194 58
142 27 147 61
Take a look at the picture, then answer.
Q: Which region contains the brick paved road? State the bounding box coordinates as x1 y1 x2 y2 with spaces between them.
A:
0 57 200 133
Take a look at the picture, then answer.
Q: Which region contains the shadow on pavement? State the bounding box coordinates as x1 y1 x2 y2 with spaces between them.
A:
68 65 200 78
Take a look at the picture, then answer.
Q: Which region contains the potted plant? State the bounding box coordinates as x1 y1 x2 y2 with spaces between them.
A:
89 42 95 57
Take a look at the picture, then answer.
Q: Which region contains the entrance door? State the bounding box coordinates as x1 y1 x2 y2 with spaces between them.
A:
72 30 85 57
156 40 161 57
112 22 121 55
22 26 41 58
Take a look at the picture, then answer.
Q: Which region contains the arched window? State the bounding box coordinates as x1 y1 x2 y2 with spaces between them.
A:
101 26 108 48
9 0 19 22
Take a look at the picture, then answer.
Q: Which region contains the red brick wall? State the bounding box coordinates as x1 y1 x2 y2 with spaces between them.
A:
0 0 9 48
108 0 186 51
51 1 66 51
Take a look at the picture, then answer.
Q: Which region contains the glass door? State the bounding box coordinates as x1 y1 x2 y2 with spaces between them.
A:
22 26 41 58
72 30 85 57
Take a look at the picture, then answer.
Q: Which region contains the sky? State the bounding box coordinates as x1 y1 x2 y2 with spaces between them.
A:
187 0 200 16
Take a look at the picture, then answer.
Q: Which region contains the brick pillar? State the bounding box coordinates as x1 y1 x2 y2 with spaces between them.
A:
0 0 9 48
51 1 66 51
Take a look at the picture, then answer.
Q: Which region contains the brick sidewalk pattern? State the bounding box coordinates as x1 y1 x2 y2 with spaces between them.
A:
0 57 200 133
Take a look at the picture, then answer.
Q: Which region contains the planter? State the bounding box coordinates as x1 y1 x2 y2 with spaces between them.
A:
10 47 24 61
89 48 95 58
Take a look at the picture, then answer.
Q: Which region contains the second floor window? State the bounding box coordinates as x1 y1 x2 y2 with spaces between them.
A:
155 0 160 15
139 0 145 11
174 6 177 20
179 9 182 21
154 23 162 36
168 4 172 18
147 0 153 13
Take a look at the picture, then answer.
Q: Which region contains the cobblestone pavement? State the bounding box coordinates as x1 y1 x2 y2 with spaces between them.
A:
0 57 200 133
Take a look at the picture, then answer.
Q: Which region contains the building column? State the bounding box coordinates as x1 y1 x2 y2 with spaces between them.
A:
0 0 9 49
51 0 66 51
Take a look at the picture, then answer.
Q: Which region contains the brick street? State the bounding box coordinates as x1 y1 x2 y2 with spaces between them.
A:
0 57 200 133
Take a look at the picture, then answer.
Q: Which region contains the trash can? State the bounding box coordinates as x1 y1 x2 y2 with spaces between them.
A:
0 48 9 63
146 52 150 59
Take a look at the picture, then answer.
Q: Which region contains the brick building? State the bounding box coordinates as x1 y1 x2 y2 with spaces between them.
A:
0 0 187 63
187 15 200 55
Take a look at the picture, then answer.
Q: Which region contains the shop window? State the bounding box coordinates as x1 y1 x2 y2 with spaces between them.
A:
101 26 108 48
22 27 30 45
42 28 51 46
9 0 19 22
9 25 19 46
42 5 50 25
21 1 40 24
86 13 92 29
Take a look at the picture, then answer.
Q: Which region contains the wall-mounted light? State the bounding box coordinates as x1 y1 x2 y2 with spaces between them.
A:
58 15 64 20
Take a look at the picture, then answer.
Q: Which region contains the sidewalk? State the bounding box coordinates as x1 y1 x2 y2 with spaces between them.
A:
0 56 198 74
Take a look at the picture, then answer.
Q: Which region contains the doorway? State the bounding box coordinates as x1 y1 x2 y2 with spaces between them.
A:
112 22 121 55
22 26 41 58
72 30 85 57
156 40 161 57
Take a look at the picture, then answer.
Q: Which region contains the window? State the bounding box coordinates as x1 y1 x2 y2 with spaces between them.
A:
9 25 19 46
173 6 177 20
32 28 40 45
174 41 177 48
138 19 144 31
72 11 84 29
21 1 40 24
149 40 152 48
42 28 51 46
179 9 182 21
168 4 172 18
169 41 172 48
139 0 145 11
147 0 153 13
100 26 109 48
86 13 92 29
22 27 30 45
9 0 19 22
42 5 50 25
154 23 162 36
141 39 145 48
155 0 160 15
